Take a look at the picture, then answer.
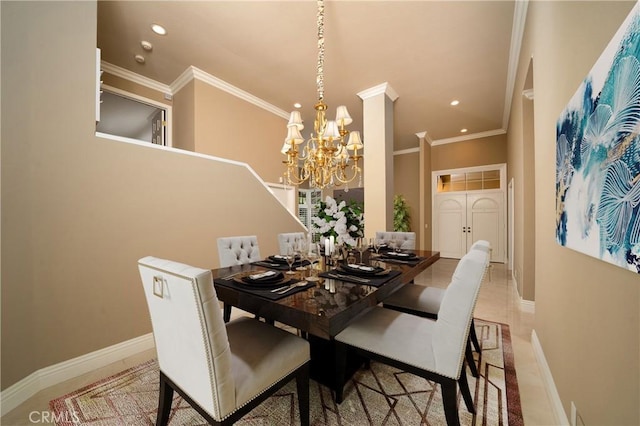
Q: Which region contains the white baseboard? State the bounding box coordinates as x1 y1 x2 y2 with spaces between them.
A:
1 333 154 416
511 274 535 313
531 330 570 425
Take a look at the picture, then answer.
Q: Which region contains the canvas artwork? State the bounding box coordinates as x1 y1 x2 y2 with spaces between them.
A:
556 2 640 274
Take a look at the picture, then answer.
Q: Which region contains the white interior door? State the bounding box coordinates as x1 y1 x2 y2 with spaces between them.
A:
435 194 467 258
467 192 504 262
435 191 505 262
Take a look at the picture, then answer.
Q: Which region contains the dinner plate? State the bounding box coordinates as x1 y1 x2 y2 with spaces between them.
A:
339 264 387 276
233 271 289 289
267 255 301 264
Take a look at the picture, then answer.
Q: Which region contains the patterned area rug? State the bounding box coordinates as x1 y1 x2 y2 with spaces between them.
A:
50 319 522 425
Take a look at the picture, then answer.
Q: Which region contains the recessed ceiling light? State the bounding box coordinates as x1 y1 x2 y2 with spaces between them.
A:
460 128 468 133
450 100 460 106
151 24 167 36
134 54 145 64
294 103 302 109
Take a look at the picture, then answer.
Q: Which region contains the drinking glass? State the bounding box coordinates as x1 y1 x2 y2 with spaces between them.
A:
330 243 343 268
356 237 367 264
306 243 321 281
285 245 297 275
371 237 383 257
295 239 308 273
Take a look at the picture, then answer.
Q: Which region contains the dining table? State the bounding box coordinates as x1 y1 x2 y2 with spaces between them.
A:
212 248 440 393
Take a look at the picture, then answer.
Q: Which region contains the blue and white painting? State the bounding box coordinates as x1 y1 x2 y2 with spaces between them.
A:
556 2 640 274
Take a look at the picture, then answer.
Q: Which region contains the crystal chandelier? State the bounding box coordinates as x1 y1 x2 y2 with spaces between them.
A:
281 0 363 190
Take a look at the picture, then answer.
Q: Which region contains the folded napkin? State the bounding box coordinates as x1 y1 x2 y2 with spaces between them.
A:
386 251 411 257
347 264 376 272
249 270 277 280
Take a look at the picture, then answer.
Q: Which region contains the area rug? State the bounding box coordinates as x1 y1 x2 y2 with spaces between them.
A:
50 319 522 425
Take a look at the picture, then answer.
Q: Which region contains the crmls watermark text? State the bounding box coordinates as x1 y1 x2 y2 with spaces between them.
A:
29 410 80 424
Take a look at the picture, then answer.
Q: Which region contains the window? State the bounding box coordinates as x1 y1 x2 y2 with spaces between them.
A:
436 167 503 193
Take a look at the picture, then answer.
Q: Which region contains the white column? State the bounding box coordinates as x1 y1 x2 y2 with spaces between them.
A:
358 83 399 237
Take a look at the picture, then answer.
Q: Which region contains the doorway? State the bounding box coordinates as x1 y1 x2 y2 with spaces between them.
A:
432 164 506 263
96 86 171 146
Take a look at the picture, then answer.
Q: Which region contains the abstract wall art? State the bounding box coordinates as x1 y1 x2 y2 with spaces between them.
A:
556 2 640 274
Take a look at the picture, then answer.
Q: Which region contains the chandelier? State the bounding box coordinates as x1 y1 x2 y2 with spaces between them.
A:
281 0 363 190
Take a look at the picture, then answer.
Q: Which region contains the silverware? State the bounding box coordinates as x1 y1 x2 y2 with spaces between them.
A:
276 281 308 294
270 284 291 293
221 271 245 280
327 273 370 283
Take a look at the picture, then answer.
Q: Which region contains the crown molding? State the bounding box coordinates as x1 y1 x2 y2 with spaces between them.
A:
393 147 420 156
357 82 399 102
522 89 534 100
431 128 506 146
415 131 434 146
101 62 288 120
100 62 172 94
171 66 289 120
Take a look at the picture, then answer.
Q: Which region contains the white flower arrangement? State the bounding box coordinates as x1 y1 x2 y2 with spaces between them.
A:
311 196 364 247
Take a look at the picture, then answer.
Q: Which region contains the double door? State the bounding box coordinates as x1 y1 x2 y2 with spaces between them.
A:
434 191 504 262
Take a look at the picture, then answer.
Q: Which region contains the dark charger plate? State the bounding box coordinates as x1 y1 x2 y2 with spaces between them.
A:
339 264 387 276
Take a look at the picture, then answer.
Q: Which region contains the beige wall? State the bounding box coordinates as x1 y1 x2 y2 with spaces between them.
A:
173 79 196 152
193 79 286 184
509 1 639 423
1 0 304 391
393 152 421 247
507 61 536 302
431 133 507 172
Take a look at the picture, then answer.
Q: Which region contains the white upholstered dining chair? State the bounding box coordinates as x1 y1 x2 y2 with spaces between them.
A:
375 231 416 250
277 232 306 255
381 240 492 377
138 256 310 426
334 249 489 426
217 235 262 267
216 235 261 322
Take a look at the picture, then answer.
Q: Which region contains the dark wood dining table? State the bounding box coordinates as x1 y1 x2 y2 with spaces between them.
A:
212 249 440 392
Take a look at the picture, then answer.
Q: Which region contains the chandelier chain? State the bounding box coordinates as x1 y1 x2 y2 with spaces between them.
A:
281 0 362 190
316 0 325 102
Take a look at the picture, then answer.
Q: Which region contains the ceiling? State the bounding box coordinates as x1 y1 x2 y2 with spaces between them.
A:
97 0 522 151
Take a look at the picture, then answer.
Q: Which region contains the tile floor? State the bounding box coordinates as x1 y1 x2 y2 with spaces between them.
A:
1 259 557 425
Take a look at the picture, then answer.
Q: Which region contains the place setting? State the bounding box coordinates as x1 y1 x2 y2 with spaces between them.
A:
319 261 401 287
377 250 425 265
251 253 310 272
214 269 314 301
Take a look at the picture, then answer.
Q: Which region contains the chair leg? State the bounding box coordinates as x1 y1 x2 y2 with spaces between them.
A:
465 340 478 378
223 303 232 323
470 318 481 352
441 378 461 426
458 364 475 414
157 372 174 426
296 363 310 426
334 341 347 404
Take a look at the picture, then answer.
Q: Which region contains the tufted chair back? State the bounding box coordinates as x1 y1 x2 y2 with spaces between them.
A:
277 232 306 255
138 256 236 421
375 231 416 250
431 249 489 379
470 239 491 254
217 235 261 267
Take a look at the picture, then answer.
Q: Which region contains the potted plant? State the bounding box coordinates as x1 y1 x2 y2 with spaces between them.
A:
393 195 411 232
